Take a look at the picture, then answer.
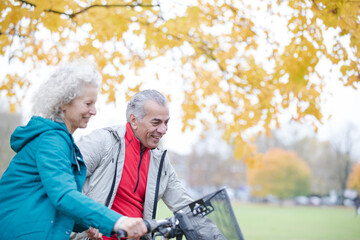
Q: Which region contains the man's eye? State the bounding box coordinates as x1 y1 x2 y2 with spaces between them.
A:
153 121 162 126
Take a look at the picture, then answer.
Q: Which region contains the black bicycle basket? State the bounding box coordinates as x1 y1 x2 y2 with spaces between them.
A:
174 187 245 240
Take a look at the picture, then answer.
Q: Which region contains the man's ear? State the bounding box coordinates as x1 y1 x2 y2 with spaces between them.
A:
129 114 137 130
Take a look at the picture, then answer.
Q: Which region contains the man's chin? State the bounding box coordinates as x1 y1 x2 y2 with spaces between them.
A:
146 142 159 149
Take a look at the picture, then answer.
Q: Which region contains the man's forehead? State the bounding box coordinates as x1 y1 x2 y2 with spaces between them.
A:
141 101 169 122
144 100 169 113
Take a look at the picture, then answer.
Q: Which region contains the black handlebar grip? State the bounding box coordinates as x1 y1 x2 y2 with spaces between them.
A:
144 219 159 233
116 219 159 239
116 229 127 239
144 219 151 233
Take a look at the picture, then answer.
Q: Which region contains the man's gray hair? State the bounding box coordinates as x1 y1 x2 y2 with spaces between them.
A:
126 89 168 122
32 59 102 121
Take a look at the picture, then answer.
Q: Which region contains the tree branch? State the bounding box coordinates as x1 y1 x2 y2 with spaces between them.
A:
16 0 160 19
0 31 28 38
17 0 35 7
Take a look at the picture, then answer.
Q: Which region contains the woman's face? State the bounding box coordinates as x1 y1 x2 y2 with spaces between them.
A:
61 85 98 134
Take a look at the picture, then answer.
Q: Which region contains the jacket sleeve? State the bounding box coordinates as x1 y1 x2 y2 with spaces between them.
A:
76 128 111 177
36 131 121 237
161 154 193 212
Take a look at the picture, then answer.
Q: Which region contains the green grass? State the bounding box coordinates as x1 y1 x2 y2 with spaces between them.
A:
156 201 360 240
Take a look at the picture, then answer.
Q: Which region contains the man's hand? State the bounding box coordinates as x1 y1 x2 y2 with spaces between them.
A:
86 227 102 240
115 217 148 240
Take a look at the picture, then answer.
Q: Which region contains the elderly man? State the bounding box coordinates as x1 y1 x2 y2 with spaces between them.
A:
73 89 193 240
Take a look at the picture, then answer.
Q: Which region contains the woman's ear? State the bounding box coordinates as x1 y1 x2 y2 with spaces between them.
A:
61 104 67 112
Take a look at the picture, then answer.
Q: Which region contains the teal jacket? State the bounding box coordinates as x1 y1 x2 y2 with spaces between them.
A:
0 116 121 240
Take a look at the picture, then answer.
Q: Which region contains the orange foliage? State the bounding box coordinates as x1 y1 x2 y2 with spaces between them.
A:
247 148 311 199
347 162 360 193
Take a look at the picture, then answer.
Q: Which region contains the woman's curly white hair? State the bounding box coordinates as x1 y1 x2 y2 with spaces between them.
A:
32 59 102 121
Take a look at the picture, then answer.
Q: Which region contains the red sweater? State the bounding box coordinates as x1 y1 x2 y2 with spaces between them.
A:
103 123 150 240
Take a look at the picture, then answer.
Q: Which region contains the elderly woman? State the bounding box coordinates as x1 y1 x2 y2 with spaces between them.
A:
0 60 147 240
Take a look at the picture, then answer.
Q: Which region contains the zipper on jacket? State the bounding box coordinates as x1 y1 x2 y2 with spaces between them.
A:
105 142 121 207
133 148 145 193
73 149 80 172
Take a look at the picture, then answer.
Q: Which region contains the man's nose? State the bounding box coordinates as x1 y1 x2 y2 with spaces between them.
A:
157 124 167 134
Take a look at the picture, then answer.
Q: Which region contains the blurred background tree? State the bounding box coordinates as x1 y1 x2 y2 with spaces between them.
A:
255 124 359 196
1 0 359 165
171 128 247 194
167 126 358 204
330 124 358 202
0 112 21 177
347 162 360 194
185 145 246 192
247 148 311 200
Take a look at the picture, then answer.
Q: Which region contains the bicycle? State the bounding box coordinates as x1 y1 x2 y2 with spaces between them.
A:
116 187 245 240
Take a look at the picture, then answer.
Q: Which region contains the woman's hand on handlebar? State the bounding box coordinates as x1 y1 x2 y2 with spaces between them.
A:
114 217 148 239
86 227 103 240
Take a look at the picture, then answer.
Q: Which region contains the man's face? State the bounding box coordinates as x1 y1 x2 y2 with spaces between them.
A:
130 100 170 149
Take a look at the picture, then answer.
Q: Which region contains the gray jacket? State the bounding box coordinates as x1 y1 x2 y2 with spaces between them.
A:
72 125 192 239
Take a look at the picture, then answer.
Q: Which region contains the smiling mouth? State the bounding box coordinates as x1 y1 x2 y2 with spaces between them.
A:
83 117 91 122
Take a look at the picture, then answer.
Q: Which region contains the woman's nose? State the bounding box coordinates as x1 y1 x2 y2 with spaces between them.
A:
90 105 97 115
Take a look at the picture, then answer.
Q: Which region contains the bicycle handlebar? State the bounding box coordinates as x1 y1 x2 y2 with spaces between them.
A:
115 229 127 239
115 219 168 239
